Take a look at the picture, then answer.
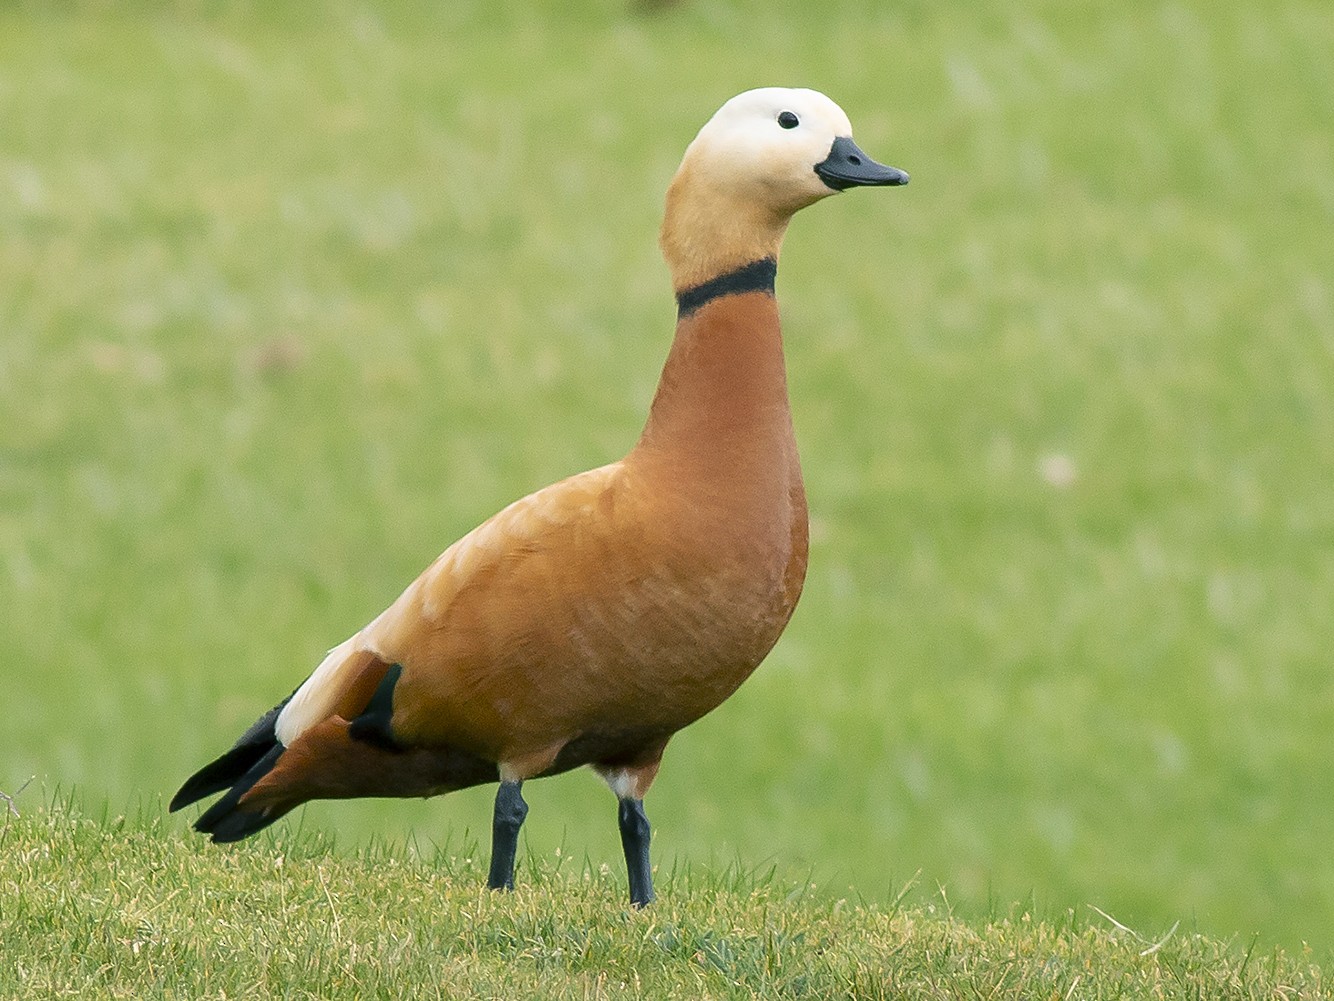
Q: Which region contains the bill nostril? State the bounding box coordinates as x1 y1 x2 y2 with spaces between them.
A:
847 155 861 165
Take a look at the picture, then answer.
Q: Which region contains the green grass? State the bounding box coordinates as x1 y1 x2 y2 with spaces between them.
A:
4 802 1328 1000
3 0 1334 962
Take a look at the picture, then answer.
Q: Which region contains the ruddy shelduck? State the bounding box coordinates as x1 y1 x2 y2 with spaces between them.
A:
172 87 907 906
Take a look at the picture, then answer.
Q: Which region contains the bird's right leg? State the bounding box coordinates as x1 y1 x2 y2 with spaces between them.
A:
617 796 655 907
487 780 528 891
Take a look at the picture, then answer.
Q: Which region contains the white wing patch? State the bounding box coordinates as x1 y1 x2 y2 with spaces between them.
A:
274 636 361 746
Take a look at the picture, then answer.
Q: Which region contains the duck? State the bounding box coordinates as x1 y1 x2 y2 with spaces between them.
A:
171 87 907 907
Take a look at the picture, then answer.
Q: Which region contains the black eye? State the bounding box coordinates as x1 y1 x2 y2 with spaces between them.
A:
777 111 799 130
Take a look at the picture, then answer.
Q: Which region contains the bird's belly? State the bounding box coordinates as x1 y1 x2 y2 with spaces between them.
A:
389 513 806 760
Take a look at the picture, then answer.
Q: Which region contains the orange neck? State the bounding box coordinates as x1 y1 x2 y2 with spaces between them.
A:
633 287 794 484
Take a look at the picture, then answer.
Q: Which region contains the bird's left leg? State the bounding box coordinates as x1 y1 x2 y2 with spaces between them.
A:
595 750 665 908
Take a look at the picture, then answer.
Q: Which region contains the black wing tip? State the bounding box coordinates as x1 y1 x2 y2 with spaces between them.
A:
168 789 193 814
170 691 296 814
170 743 268 813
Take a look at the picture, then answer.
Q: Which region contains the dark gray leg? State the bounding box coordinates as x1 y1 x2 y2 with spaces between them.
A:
487 780 528 891
617 797 654 907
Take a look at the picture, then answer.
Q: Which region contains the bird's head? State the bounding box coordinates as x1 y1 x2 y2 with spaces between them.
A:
662 87 907 289
680 87 908 215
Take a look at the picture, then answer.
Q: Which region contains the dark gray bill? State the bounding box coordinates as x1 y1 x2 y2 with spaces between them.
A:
814 135 909 190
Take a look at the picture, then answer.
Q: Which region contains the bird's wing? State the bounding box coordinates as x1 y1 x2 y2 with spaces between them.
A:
273 461 645 755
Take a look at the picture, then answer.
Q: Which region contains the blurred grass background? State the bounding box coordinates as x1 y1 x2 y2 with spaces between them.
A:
2 0 1332 953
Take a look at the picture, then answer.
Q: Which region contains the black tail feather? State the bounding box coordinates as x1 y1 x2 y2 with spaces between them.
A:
194 744 286 842
170 693 293 814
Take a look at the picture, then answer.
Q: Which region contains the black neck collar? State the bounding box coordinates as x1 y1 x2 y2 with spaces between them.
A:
675 258 777 317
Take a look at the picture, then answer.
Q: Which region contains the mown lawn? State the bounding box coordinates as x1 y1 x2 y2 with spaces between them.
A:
3 805 1328 1000
2 0 1333 954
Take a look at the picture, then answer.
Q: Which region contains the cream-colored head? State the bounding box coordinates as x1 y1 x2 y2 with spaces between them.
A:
661 87 907 291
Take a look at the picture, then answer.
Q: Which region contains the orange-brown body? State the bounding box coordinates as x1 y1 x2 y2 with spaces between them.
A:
241 290 806 816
